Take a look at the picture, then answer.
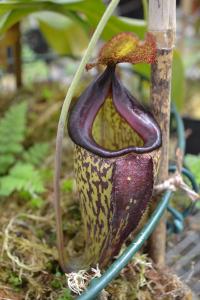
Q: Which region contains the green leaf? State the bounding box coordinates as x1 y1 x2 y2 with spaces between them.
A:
185 154 200 185
0 163 45 197
0 155 15 175
61 178 73 192
103 17 146 40
0 102 27 156
0 0 85 14
0 9 36 34
30 197 44 208
185 154 200 208
0 102 27 174
33 11 89 56
0 0 96 34
0 0 146 40
133 62 150 79
23 142 49 166
57 288 73 300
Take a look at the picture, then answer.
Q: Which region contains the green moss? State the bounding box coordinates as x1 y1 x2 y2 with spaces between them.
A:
57 289 73 300
8 273 23 289
51 278 63 289
61 179 74 193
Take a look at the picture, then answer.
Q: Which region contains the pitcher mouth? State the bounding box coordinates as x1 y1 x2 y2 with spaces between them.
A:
68 66 162 158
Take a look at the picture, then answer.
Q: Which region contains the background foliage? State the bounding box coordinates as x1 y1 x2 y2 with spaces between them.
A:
0 0 185 108
0 102 49 203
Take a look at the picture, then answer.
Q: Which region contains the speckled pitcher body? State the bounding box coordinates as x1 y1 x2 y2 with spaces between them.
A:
68 66 161 267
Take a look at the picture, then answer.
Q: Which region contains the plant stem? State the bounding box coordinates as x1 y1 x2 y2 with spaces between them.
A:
148 0 176 266
54 0 120 272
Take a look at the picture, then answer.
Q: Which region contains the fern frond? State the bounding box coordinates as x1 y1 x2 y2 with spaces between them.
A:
0 102 27 174
23 143 49 166
0 163 45 197
0 155 15 175
0 102 27 155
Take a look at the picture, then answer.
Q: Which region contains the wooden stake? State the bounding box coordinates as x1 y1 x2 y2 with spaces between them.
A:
148 0 176 266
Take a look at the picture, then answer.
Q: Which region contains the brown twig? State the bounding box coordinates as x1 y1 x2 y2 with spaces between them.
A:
154 148 200 201
154 174 200 201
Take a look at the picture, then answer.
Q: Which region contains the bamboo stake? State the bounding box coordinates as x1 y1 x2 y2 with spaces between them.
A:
148 0 176 266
